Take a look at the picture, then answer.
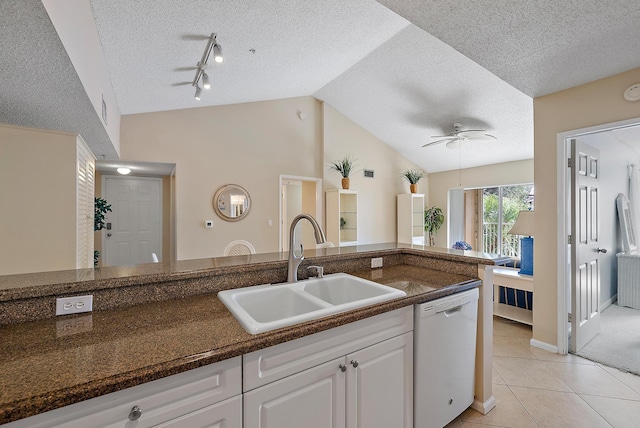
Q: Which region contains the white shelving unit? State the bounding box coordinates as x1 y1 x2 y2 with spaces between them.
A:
325 189 358 247
397 194 425 245
492 267 534 325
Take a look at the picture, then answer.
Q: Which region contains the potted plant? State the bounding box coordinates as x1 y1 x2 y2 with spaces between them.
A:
94 196 112 267
329 155 356 189
401 168 426 193
424 206 444 246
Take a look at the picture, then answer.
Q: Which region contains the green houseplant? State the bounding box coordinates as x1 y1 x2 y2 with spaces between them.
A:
328 155 356 189
424 206 444 246
94 196 112 267
401 168 426 193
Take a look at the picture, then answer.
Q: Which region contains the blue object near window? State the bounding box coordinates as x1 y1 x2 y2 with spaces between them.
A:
452 241 472 250
498 286 533 310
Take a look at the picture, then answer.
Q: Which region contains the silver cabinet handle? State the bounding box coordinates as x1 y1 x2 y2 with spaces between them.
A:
596 248 607 253
351 360 359 368
339 364 347 372
106 233 112 237
128 405 142 421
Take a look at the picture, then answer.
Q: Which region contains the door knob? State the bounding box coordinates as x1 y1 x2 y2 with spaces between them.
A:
596 248 607 253
339 364 347 372
107 233 112 237
351 360 359 368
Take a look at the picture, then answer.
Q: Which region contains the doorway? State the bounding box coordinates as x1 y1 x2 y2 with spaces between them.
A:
102 176 163 266
556 117 640 354
279 175 323 252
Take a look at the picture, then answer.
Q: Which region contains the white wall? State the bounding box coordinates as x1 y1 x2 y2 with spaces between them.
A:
580 134 640 304
428 159 534 248
42 0 121 155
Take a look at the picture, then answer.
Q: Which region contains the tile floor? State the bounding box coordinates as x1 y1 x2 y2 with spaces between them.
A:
445 317 640 428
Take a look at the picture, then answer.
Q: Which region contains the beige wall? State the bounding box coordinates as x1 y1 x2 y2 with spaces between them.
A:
0 124 80 274
121 97 324 259
121 97 423 259
322 103 424 245
427 159 534 248
533 67 640 347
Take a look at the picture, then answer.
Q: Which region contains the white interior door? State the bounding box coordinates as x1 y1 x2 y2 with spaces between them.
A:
570 139 602 352
103 176 162 266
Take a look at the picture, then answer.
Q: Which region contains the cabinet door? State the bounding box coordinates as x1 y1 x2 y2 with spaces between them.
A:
153 395 242 428
244 357 346 428
345 332 413 428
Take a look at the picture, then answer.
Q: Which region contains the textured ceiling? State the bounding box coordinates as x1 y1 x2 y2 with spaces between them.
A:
1 1 638 173
90 0 410 115
378 0 640 97
0 0 118 158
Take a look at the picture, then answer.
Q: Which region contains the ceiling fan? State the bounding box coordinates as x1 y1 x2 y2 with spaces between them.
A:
422 123 496 148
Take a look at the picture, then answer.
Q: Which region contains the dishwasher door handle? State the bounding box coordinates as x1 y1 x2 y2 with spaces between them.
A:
442 305 463 316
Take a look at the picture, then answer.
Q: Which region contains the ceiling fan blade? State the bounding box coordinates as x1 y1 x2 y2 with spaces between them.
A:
422 137 457 147
429 135 458 140
457 130 497 140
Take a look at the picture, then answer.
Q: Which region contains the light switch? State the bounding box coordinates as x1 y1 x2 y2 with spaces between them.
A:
205 220 213 228
267 219 273 227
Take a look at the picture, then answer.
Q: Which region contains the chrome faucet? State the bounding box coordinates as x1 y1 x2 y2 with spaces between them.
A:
287 214 327 282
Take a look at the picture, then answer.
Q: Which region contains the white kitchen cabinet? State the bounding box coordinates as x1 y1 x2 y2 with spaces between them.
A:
397 193 425 245
243 308 413 428
325 189 358 246
244 358 346 428
5 357 242 428
346 332 413 428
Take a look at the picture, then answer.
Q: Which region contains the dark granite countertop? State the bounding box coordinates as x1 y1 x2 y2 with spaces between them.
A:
0 264 479 425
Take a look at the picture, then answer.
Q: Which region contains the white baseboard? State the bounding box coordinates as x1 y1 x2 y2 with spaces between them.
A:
530 338 558 353
471 395 496 415
601 294 617 311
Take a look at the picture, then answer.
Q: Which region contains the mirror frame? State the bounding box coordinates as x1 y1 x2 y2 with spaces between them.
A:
213 184 251 222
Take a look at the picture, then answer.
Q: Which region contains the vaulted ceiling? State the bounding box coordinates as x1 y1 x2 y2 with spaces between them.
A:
1 1 639 172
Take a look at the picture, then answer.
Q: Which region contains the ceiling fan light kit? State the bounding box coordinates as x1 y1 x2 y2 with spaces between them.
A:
192 33 224 100
422 122 496 148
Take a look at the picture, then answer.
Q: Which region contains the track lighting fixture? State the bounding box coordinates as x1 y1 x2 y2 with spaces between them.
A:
213 43 223 63
191 33 223 100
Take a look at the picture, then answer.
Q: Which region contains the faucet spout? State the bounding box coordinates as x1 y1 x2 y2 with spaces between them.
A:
287 214 326 282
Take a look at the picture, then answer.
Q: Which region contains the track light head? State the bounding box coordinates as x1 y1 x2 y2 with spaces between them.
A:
194 85 202 100
202 72 211 89
213 43 223 63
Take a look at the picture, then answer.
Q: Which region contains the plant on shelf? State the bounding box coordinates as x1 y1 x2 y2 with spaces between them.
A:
401 168 426 193
94 196 112 267
328 155 356 189
424 206 444 247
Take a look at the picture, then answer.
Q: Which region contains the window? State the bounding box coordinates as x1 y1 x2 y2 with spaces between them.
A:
482 184 534 256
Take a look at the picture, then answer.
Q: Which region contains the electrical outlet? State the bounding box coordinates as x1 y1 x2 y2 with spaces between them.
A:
56 295 93 316
371 257 383 268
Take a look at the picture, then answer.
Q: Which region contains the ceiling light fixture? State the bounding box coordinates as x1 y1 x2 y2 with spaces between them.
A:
117 167 131 175
192 33 223 100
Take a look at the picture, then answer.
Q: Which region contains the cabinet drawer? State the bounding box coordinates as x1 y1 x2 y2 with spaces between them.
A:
243 307 412 391
6 356 242 428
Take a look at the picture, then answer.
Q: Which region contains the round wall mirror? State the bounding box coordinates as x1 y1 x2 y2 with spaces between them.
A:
213 184 251 221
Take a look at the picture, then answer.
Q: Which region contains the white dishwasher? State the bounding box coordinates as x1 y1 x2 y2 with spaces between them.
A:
414 287 479 428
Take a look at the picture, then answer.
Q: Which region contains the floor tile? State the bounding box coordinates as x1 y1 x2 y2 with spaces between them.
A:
493 367 505 385
493 356 572 392
444 418 465 428
493 317 533 340
461 384 537 428
544 362 640 400
494 336 537 359
580 394 640 428
510 386 612 428
524 343 596 364
463 422 509 427
600 365 640 395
